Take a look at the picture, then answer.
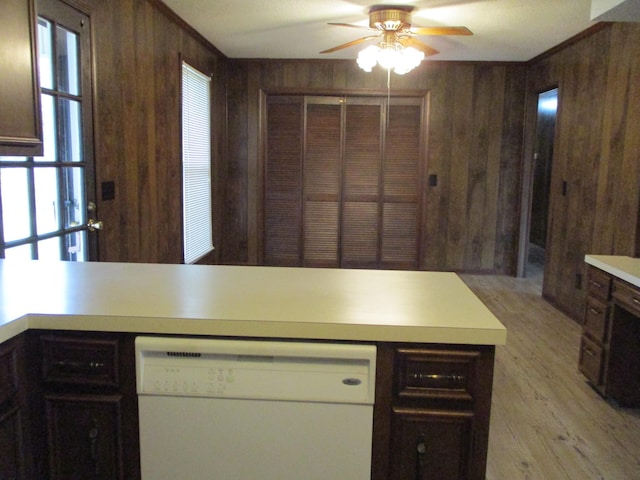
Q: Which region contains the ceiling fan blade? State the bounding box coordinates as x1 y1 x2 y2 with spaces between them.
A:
320 35 379 54
402 37 440 57
328 22 372 30
410 26 473 36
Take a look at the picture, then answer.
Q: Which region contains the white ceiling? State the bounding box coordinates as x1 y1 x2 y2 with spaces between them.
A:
162 0 601 62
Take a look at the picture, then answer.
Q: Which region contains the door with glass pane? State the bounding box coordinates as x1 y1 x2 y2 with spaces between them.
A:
0 0 97 261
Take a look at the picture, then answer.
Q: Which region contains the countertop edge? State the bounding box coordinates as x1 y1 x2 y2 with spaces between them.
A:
10 313 506 346
585 255 640 288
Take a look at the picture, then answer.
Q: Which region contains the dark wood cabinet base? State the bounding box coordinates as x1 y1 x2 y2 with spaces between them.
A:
2 332 497 480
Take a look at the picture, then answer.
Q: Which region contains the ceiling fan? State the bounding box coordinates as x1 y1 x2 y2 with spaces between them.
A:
321 5 472 72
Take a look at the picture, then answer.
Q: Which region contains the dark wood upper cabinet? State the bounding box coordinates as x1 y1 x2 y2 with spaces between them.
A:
0 0 43 156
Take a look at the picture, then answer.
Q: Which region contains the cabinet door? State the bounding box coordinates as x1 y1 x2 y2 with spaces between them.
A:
0 335 30 479
0 405 28 479
390 408 474 480
45 394 124 480
0 0 43 155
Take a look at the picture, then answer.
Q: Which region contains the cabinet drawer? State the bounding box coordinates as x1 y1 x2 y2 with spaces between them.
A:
578 335 604 386
395 349 478 401
612 279 640 317
586 267 612 301
41 336 119 387
584 295 609 343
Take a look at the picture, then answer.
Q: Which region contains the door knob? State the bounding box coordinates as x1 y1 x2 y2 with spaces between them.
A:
87 218 103 231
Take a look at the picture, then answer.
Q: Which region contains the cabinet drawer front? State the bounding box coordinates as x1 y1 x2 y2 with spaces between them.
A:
584 296 609 343
612 279 640 317
578 335 604 386
41 336 119 387
396 349 478 401
587 267 612 301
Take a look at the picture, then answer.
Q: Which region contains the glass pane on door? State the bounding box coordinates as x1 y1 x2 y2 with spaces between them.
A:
39 94 57 162
61 167 84 228
65 231 86 261
59 98 82 162
34 167 60 235
1 168 31 242
38 19 54 90
56 25 80 95
3 244 32 260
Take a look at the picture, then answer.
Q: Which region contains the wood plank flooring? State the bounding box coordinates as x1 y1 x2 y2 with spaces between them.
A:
460 271 640 480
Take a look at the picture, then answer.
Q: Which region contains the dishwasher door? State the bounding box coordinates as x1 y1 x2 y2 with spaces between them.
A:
135 337 377 480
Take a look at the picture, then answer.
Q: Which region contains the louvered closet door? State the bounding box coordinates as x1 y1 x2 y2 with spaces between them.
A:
382 99 423 270
264 94 425 270
342 98 423 270
303 97 342 267
264 96 303 266
342 98 383 269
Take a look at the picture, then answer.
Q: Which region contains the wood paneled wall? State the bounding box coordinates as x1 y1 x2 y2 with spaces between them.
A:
84 0 225 264
222 60 526 274
527 22 640 320
69 0 639 323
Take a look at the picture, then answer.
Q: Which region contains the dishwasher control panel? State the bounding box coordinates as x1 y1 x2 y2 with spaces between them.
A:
135 337 377 404
143 364 237 396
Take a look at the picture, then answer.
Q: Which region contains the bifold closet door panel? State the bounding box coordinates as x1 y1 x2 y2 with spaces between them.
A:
264 97 304 265
304 100 342 267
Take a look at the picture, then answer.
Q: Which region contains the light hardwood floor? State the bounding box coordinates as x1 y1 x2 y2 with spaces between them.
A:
460 271 640 480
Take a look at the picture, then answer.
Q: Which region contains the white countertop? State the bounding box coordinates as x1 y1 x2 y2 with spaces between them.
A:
585 255 640 287
0 260 506 346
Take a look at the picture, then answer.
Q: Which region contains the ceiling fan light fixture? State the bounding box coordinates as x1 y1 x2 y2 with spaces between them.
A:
356 45 380 72
357 42 425 75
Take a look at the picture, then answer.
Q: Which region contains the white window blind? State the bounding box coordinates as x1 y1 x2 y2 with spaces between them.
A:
182 62 213 264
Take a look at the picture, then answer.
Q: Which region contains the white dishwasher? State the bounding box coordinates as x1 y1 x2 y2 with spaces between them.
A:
135 336 377 479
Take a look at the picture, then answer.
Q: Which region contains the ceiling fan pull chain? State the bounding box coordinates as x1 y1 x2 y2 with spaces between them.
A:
387 67 391 128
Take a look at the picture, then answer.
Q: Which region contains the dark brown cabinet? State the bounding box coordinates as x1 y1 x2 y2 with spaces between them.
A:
28 332 139 479
579 265 640 407
578 266 611 388
374 344 495 480
2 328 497 480
0 0 43 156
0 334 31 479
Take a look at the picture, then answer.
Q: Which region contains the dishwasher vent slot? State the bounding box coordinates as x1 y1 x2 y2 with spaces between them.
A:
166 351 201 358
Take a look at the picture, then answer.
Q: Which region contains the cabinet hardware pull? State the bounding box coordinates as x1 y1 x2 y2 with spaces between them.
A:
89 417 100 475
416 434 426 480
588 307 601 315
54 360 105 370
590 280 602 288
583 348 595 357
410 373 464 383
633 297 640 306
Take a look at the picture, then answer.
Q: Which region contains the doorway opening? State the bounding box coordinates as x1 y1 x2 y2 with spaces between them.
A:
525 87 558 279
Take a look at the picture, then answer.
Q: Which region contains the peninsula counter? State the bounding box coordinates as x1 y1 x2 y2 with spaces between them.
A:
0 260 506 479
